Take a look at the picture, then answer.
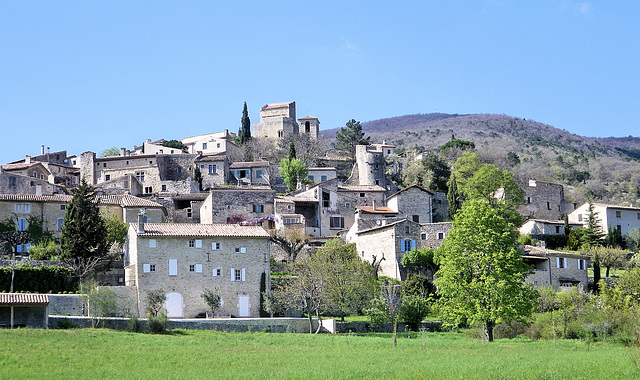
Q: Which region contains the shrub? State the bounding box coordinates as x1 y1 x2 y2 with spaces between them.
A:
494 321 527 339
127 315 141 332
148 312 167 334
56 318 77 329
365 298 391 332
399 295 429 331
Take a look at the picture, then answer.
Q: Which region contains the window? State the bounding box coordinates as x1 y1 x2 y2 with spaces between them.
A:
202 143 207 149
103 163 107 168
177 167 182 174
189 264 202 273
136 172 145 182
578 259 586 270
212 242 220 250
213 268 222 277
578 214 583 222
412 215 420 223
438 232 444 240
256 170 262 178
189 240 195 248
169 259 178 276
308 175 314 182
162 185 167 192
637 213 640 219
239 170 247 178
555 226 561 234
404 226 410 234
230 268 246 282
57 218 63 232
208 165 216 174
330 216 344 229
616 210 622 218
547 202 551 210
557 257 567 269
235 247 247 254
617 225 622 233
150 264 156 273
526 197 531 204
8 177 16 187
321 175 327 182
401 239 415 252
144 186 153 194
282 217 300 224
421 233 427 240
253 205 264 213
17 218 27 232
149 239 156 248
60 205 66 210
105 174 111 181
143 264 156 273
186 208 193 218
322 191 330 208
217 143 221 148
360 193 365 198
15 204 30 213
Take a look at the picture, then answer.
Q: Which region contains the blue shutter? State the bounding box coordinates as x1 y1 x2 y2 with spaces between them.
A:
411 240 416 250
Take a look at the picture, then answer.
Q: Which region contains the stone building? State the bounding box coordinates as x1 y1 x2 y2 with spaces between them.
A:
306 167 336 184
297 115 320 139
195 153 229 190
252 101 299 139
431 192 449 222
386 184 434 224
200 186 275 224
346 143 398 195
5 148 79 188
520 180 577 220
0 166 65 196
124 221 270 318
0 293 49 328
180 130 239 156
158 193 209 223
519 219 581 239
419 222 452 249
229 161 270 186
353 218 421 281
568 202 640 236
337 184 387 209
522 245 589 291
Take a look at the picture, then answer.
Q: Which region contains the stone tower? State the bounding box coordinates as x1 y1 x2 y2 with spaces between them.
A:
298 115 320 139
252 101 299 139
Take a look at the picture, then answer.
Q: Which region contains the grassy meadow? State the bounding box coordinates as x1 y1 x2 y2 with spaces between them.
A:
0 328 638 379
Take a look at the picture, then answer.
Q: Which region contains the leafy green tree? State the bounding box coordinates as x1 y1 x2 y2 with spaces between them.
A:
437 135 475 154
399 294 430 331
506 152 521 167
626 227 640 251
239 101 252 144
435 200 537 342
161 140 188 152
401 273 437 299
99 147 120 157
400 248 438 278
288 140 296 159
588 246 627 278
422 152 450 193
146 289 166 317
201 288 221 317
102 210 128 249
60 180 109 282
269 229 308 263
450 152 481 191
334 119 370 161
605 226 624 248
28 240 61 260
463 164 525 226
279 158 309 191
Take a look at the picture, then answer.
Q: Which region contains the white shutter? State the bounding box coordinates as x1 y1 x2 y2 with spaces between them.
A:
149 239 156 248
169 259 178 276
143 264 150 273
240 247 246 254
230 267 235 281
195 264 203 273
195 239 202 248
241 268 246 282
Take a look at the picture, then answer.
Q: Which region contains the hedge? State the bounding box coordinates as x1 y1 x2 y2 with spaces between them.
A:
0 264 77 293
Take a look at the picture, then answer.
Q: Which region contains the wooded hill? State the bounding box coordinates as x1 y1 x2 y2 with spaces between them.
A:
322 113 640 207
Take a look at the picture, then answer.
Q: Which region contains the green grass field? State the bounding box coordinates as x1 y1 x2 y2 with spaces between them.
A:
0 328 638 379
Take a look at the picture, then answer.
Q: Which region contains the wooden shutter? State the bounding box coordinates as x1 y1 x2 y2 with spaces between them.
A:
195 240 202 248
411 240 416 250
169 259 178 276
241 268 246 282
195 264 203 273
143 264 150 273
230 267 235 281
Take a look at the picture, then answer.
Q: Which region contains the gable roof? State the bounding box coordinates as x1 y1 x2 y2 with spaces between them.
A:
387 184 434 200
0 193 163 209
229 161 270 169
356 218 415 235
522 245 590 260
338 185 386 192
356 206 397 215
261 101 294 110
0 293 49 305
133 223 270 238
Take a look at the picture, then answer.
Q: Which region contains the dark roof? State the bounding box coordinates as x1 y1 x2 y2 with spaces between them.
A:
229 161 270 169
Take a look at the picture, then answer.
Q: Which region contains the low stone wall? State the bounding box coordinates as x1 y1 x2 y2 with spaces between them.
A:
48 294 84 316
48 316 324 333
336 321 442 333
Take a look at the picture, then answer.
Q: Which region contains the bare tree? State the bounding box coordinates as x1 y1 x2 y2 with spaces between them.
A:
269 229 308 263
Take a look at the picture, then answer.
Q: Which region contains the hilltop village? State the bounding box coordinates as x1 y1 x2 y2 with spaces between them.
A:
1 101 639 327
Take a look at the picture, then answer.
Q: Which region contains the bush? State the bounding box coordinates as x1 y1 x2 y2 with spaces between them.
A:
148 312 167 333
494 321 527 339
0 264 76 293
399 295 429 331
56 318 77 329
365 298 391 332
127 315 141 332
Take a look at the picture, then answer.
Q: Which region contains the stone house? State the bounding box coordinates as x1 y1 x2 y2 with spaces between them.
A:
124 221 270 318
297 115 320 139
200 186 275 225
419 222 452 249
520 180 577 220
5 148 79 188
158 193 209 223
195 153 229 189
307 167 336 184
1 162 52 184
346 143 398 196
386 184 434 224
568 202 640 236
353 218 421 281
336 185 387 209
229 161 270 186
180 130 239 156
431 192 449 222
0 166 65 196
522 245 590 291
344 205 399 244
519 219 582 239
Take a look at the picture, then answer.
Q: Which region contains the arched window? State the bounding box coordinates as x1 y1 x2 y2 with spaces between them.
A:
305 121 310 133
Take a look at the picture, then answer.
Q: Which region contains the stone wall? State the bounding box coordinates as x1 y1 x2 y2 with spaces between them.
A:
200 188 275 224
387 186 433 224
431 192 449 222
419 222 452 249
0 172 62 195
335 321 442 333
521 180 575 220
0 306 48 328
48 294 84 316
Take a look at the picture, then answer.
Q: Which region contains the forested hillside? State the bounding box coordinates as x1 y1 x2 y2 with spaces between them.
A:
323 114 640 206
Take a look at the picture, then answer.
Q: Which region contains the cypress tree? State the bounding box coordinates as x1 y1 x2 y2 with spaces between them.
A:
240 102 251 144
447 173 460 220
288 140 296 159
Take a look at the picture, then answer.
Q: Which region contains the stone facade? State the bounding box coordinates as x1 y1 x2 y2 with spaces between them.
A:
355 219 421 281
229 161 270 186
431 192 449 222
196 154 229 189
298 115 320 139
519 219 581 238
124 222 270 318
386 185 434 224
0 169 65 195
181 130 238 155
419 222 452 249
520 180 577 220
306 167 336 184
200 186 275 224
568 202 640 236
252 102 299 139
522 245 589 291
337 185 386 209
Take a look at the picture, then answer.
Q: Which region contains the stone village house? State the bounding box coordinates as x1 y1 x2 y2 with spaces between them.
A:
124 220 270 318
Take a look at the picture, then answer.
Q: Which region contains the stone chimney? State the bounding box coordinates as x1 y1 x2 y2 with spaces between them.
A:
372 200 376 210
137 210 146 234
47 147 50 154
41 145 45 155
120 148 127 156
25 155 31 164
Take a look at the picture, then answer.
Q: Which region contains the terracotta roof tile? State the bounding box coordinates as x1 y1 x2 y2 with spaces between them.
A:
338 185 387 192
0 293 49 305
134 223 270 238
356 206 397 214
229 161 270 169
0 193 162 208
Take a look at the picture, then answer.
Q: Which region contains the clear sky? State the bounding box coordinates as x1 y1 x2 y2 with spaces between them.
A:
1 1 638 164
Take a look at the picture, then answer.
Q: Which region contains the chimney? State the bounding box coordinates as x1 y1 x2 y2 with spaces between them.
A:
47 147 50 154
137 210 146 234
120 148 126 156
372 200 376 210
41 145 45 155
25 155 31 164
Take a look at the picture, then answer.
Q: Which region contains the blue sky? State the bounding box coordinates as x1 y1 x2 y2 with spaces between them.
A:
1 1 638 164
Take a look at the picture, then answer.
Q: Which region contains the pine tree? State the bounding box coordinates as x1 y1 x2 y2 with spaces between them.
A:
334 119 370 161
239 102 252 144
61 180 109 282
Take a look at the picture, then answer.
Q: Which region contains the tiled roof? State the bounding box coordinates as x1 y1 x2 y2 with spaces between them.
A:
298 115 317 120
387 184 434 200
338 185 387 192
2 162 50 173
592 203 640 211
195 153 226 161
356 206 397 214
229 161 270 169
0 193 163 208
133 223 270 238
0 194 71 202
523 218 582 225
356 218 410 234
0 293 49 305
170 193 210 201
209 185 274 192
522 245 590 259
